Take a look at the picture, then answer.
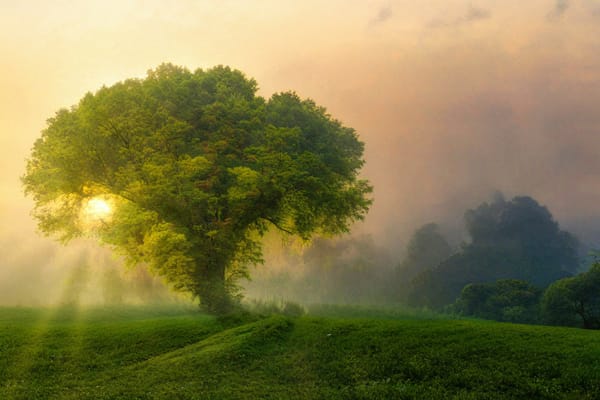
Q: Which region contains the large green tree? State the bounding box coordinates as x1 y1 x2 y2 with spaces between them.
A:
23 64 372 313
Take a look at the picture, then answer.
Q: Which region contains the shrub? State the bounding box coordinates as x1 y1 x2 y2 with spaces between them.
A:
542 263 600 329
455 279 541 323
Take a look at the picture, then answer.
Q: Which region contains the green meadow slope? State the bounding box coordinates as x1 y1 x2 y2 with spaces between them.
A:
1 306 599 399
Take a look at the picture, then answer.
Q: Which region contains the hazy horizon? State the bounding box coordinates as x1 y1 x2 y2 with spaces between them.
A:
2 0 600 304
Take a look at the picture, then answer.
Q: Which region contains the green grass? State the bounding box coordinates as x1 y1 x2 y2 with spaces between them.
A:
305 303 453 320
1 305 599 399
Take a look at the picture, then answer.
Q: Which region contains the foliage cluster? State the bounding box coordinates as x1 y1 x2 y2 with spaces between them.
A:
454 279 541 323
244 299 306 318
542 262 600 329
397 223 452 281
452 264 600 329
403 194 580 309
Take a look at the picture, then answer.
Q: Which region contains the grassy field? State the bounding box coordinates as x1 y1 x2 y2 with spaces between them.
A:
1 305 599 399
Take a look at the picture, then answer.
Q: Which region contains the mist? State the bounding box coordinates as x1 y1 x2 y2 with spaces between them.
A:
0 228 186 307
2 1 600 306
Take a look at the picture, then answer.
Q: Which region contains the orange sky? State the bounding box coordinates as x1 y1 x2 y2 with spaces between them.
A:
2 0 600 265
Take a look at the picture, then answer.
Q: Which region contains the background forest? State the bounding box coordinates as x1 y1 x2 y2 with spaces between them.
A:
245 192 599 329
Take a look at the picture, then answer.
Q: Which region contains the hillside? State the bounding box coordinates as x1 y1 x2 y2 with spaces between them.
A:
1 306 599 399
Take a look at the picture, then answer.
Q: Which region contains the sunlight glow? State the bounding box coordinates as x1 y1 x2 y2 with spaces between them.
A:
84 197 113 221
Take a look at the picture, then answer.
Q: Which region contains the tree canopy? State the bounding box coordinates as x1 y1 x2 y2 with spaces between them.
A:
397 223 452 282
464 194 579 285
455 279 541 323
408 195 580 308
23 64 372 313
542 262 600 329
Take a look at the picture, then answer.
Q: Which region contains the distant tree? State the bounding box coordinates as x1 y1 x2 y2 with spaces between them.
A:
22 64 372 314
455 279 541 323
407 268 456 309
542 263 600 329
397 223 452 282
464 195 579 285
408 194 580 308
301 236 391 304
540 278 580 327
408 244 532 308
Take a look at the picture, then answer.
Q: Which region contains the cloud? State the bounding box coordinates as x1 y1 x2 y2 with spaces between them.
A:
368 5 392 28
429 3 491 28
548 0 569 20
466 4 491 22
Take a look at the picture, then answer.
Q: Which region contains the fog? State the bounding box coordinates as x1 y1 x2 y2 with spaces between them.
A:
2 1 600 305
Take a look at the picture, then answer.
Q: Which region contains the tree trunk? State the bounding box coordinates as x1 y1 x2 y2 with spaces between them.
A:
196 257 235 315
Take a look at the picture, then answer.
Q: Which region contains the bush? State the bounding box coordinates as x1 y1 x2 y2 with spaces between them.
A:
282 301 305 317
244 299 305 317
542 263 600 329
455 279 541 323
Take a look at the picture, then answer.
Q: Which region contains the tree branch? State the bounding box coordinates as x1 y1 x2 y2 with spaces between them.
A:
262 217 293 235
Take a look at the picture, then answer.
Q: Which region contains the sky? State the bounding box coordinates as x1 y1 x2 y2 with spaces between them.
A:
2 0 600 302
